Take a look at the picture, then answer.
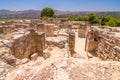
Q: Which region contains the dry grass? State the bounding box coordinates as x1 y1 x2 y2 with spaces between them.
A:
0 34 7 39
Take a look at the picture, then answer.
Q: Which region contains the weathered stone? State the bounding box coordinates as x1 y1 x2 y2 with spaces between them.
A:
78 23 91 38
16 58 29 65
58 29 70 37
85 30 98 53
0 19 120 80
36 23 44 32
0 26 14 34
78 24 86 37
5 58 120 80
30 53 39 61
68 31 75 56
0 27 4 33
85 26 120 61
0 59 14 80
59 23 72 29
15 23 29 29
5 20 14 25
46 36 68 48
10 30 45 59
86 24 91 34
44 24 54 36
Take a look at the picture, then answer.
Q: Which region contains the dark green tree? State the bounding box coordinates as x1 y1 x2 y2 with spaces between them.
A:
40 7 55 18
105 19 117 27
100 16 111 25
116 18 120 26
88 13 99 24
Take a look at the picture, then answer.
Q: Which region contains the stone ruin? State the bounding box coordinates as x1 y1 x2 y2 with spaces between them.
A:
10 29 45 59
0 19 120 62
85 26 120 61
78 23 91 37
0 19 120 80
0 19 75 63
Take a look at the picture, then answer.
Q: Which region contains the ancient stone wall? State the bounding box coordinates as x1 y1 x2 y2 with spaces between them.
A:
44 24 54 36
68 31 75 56
59 23 72 29
85 26 120 61
10 30 45 59
15 23 29 29
96 32 120 61
85 30 97 53
78 24 91 37
36 23 44 32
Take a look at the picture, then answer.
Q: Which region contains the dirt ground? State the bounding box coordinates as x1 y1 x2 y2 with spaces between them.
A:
73 29 100 61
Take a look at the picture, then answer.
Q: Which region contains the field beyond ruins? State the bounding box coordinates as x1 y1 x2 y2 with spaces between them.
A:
0 18 120 80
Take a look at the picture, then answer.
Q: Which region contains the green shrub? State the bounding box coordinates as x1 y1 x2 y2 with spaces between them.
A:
88 13 99 24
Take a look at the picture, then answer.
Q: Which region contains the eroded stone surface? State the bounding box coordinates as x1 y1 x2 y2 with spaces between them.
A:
5 58 120 80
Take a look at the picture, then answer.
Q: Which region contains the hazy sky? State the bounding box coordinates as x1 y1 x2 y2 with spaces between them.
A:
0 0 120 11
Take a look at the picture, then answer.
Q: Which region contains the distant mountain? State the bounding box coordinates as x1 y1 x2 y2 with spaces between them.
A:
0 9 40 19
55 10 120 18
0 9 120 19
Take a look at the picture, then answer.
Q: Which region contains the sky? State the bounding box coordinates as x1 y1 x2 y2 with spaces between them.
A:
0 0 120 11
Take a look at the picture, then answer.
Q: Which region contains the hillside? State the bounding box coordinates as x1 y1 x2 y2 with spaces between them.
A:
0 9 120 19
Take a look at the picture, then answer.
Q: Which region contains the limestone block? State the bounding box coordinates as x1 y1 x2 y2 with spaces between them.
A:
46 36 68 48
59 23 72 29
44 24 54 36
78 24 86 37
85 30 98 53
68 32 75 56
36 23 44 32
30 53 38 61
10 30 45 59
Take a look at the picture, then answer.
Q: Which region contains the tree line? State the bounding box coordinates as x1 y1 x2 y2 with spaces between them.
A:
67 13 120 27
40 7 120 27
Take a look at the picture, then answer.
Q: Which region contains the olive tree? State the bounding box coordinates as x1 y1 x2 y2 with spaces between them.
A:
40 7 55 18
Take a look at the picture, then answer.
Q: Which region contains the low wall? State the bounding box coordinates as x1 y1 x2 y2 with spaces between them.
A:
68 31 75 56
96 31 120 61
36 23 44 32
78 24 91 37
44 24 54 36
85 26 120 61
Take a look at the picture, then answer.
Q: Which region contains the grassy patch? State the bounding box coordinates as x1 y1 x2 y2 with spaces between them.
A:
0 34 7 39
